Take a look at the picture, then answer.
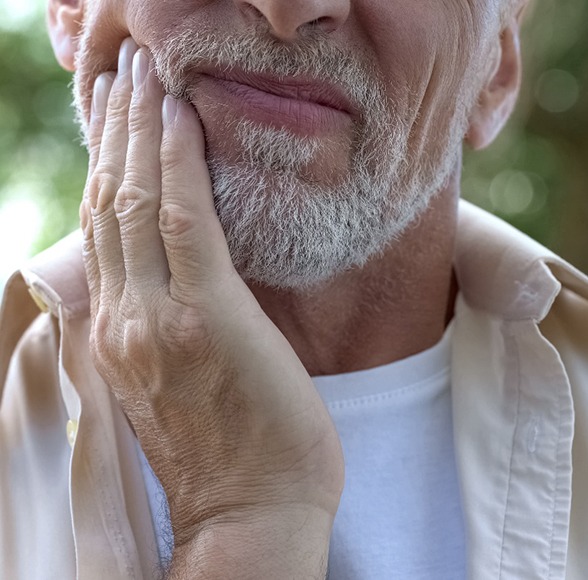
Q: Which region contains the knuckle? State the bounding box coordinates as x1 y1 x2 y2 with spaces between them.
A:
121 319 154 369
157 309 229 381
114 183 146 220
159 203 196 238
90 309 146 389
87 171 120 214
89 310 114 367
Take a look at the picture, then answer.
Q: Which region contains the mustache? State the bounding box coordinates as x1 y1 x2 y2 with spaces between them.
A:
73 24 398 151
150 26 387 114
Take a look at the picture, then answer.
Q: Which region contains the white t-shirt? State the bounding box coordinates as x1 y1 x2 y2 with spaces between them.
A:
314 323 466 579
138 323 466 579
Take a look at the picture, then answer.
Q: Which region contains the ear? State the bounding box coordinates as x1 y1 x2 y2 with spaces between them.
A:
465 15 523 150
47 0 84 72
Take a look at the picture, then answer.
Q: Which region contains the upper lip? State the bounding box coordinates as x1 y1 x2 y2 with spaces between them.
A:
197 67 356 116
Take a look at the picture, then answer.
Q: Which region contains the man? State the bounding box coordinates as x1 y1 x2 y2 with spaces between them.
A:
1 0 587 578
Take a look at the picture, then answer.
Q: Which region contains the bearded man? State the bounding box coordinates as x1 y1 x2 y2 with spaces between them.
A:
1 0 587 578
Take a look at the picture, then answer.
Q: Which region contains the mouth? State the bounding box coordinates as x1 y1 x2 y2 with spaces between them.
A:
192 67 356 136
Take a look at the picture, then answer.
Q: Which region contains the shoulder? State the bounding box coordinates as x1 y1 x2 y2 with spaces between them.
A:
456 199 588 323
19 229 89 320
0 229 88 400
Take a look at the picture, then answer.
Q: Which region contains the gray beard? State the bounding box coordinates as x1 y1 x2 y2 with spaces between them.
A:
208 118 443 291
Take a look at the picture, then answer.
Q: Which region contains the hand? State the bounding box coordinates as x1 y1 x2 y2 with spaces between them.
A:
79 38 344 576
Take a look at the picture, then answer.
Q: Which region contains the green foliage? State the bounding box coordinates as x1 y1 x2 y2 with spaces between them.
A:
463 0 588 271
0 17 88 254
0 0 587 270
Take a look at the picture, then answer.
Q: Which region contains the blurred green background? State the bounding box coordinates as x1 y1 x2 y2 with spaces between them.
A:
0 0 587 288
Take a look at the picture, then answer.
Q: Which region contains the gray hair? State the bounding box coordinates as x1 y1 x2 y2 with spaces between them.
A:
500 0 528 25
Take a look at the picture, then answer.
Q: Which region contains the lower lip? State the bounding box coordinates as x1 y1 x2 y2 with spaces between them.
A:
198 75 352 136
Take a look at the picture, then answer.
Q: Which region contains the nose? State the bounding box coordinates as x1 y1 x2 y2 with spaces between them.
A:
234 0 351 40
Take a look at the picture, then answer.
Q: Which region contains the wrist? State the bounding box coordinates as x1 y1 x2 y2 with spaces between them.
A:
167 503 336 579
162 435 345 549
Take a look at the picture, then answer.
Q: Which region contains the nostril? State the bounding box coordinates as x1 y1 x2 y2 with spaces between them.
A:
306 16 337 34
236 0 347 39
239 3 265 23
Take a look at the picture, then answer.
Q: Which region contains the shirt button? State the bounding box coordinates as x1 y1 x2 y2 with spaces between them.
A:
27 288 50 313
66 419 78 448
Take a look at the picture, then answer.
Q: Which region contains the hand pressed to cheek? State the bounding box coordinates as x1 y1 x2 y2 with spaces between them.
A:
82 36 234 315
79 39 344 552
80 37 237 422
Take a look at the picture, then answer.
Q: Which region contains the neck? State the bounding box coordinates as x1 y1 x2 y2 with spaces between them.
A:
247 168 461 376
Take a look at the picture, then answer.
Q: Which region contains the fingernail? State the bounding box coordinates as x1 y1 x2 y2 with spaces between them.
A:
118 37 138 76
132 50 149 89
92 73 114 118
162 95 178 126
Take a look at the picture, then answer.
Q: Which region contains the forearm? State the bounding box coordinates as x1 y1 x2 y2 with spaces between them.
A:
166 505 334 580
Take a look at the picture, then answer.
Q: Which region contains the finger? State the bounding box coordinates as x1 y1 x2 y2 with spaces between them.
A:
115 49 168 290
159 97 234 302
89 37 139 303
82 72 115 317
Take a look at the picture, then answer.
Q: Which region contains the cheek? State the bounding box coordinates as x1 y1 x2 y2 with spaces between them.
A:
83 0 129 59
80 0 193 73
359 0 485 146
126 0 221 47
74 0 129 112
355 4 441 129
73 0 169 127
126 2 177 44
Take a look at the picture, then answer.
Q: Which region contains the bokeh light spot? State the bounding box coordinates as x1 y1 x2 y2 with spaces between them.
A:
489 171 536 215
535 69 580 113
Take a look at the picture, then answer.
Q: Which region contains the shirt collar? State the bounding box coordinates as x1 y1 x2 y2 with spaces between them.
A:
12 200 588 323
19 228 89 321
456 200 588 322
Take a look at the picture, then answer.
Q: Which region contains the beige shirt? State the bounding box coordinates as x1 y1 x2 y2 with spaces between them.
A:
1 200 587 579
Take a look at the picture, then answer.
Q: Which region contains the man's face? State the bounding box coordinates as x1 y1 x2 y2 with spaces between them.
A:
73 0 501 290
